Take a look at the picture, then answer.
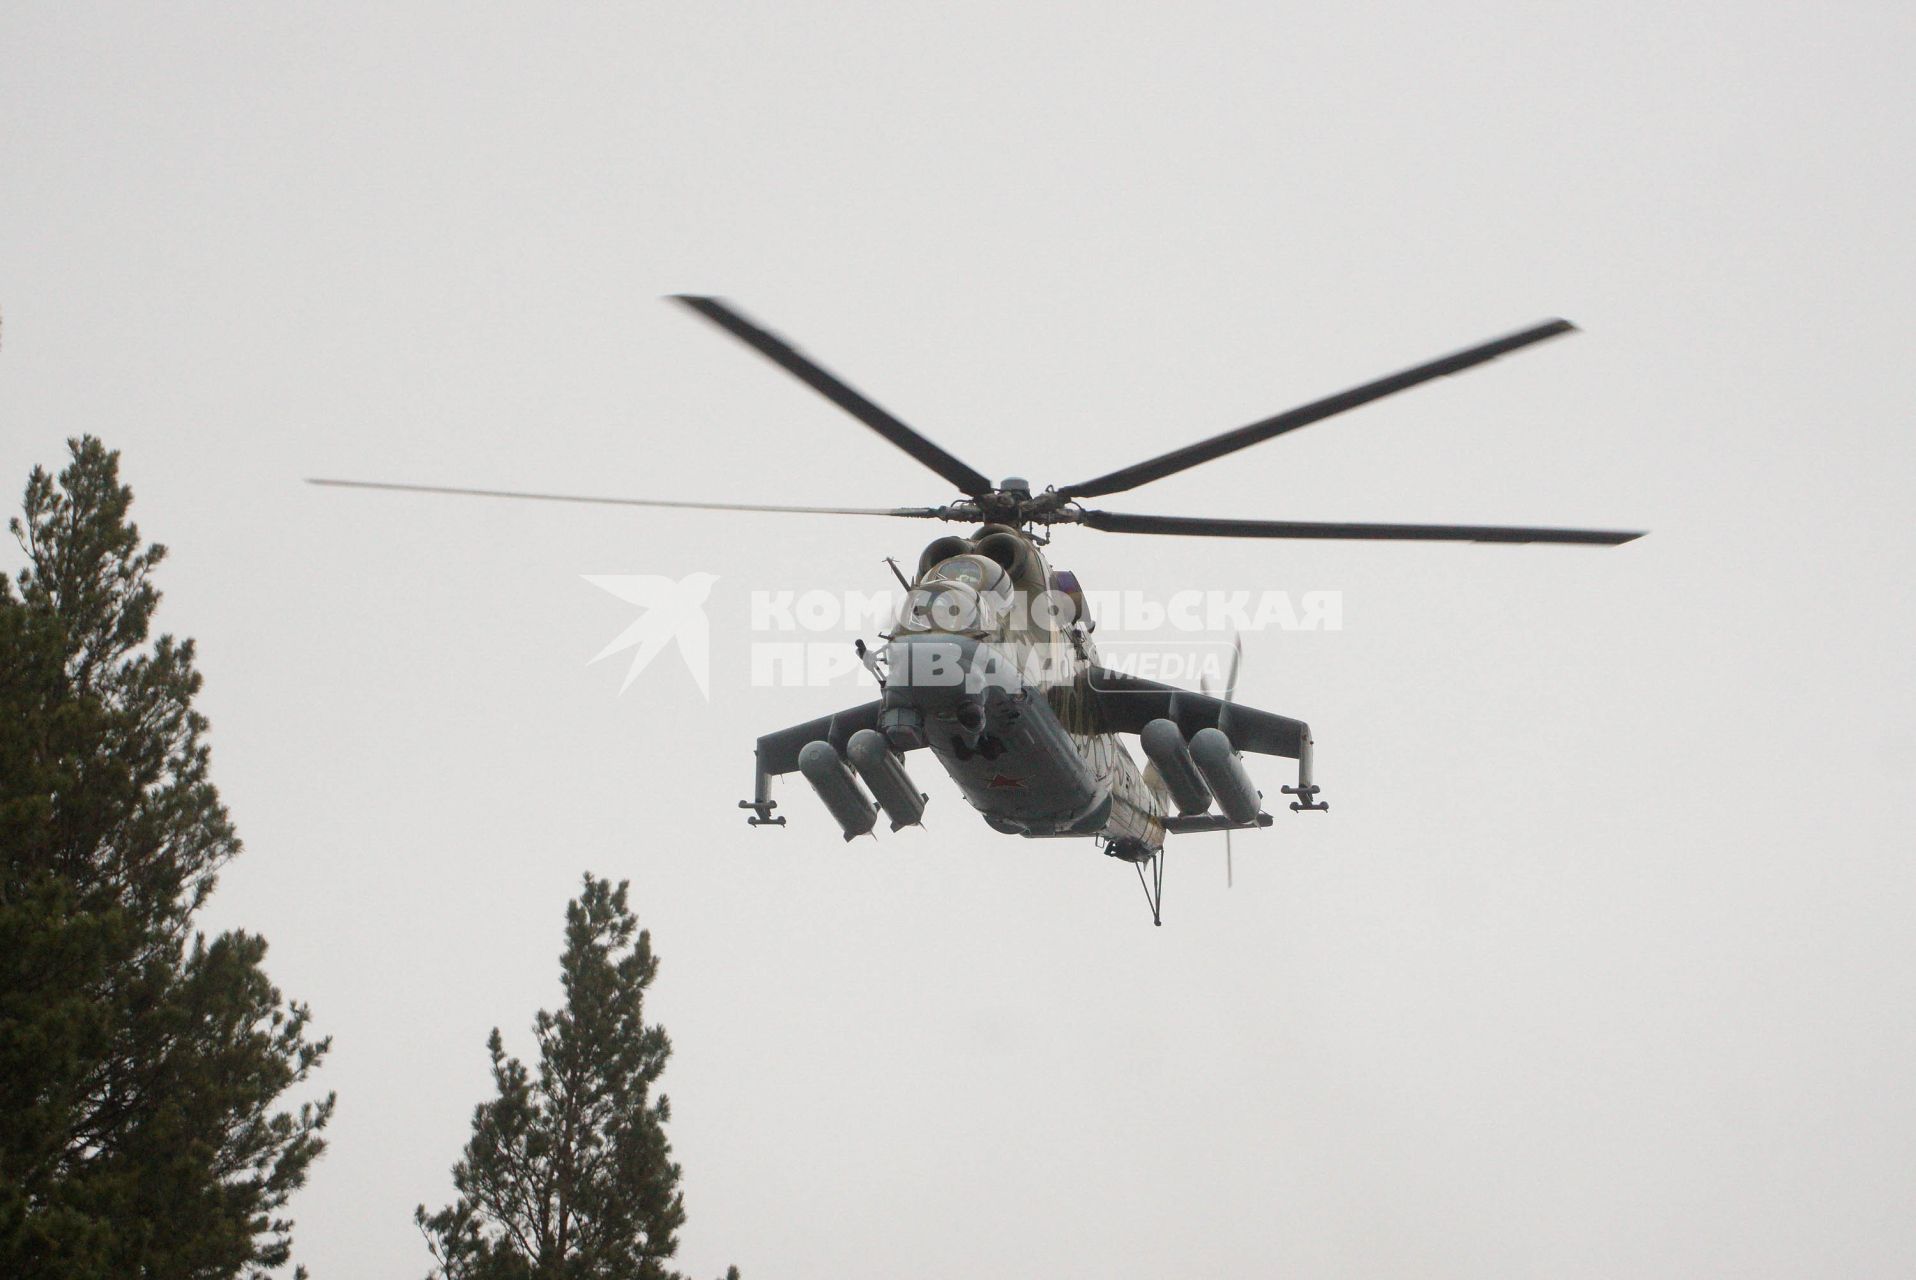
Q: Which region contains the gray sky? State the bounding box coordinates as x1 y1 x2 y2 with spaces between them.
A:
5 3 1915 1276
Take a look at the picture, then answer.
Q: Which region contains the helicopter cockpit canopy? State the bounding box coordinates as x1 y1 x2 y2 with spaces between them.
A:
896 554 1013 634
925 553 1008 593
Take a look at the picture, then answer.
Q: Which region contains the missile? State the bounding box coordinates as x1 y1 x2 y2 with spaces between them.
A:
798 740 878 840
1140 718 1214 816
1189 727 1261 825
847 728 927 830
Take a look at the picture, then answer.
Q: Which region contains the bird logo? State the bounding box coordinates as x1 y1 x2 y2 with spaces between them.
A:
582 572 719 698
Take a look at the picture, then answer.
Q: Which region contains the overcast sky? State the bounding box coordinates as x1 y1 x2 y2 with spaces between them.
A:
5 3 1915 1277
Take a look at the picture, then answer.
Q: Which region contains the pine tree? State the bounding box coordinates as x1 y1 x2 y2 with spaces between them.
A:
0 437 332 1278
418 875 733 1280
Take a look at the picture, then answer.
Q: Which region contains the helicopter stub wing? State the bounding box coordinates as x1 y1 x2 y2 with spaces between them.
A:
742 698 932 826
753 700 895 776
1086 666 1310 759
1088 665 1327 814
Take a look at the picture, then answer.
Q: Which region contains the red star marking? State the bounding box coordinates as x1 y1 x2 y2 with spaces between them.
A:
987 773 1025 789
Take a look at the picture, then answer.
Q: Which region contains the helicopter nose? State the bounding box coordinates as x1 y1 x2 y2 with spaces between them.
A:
882 632 1026 755
877 634 981 753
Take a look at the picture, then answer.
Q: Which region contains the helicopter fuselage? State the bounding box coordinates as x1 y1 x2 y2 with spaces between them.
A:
872 528 1166 859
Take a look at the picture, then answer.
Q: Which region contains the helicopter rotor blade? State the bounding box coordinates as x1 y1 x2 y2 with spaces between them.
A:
1060 319 1577 500
1076 510 1644 544
306 478 946 520
671 295 996 497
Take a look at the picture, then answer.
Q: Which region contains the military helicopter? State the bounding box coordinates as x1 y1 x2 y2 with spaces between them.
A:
314 296 1642 923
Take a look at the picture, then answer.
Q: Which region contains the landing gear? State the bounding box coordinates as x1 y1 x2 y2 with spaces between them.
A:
1136 851 1165 927
1104 836 1165 926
